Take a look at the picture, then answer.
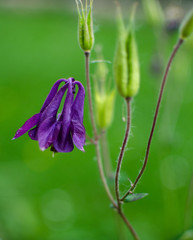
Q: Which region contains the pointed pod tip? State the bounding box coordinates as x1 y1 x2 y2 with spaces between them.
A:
180 9 193 39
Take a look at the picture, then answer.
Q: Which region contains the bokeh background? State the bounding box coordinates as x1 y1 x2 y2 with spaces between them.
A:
0 0 193 239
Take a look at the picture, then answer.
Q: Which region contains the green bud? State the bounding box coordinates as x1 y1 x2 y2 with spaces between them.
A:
95 90 116 129
114 5 140 98
180 9 193 39
94 47 116 129
94 45 109 84
142 0 165 27
75 0 94 52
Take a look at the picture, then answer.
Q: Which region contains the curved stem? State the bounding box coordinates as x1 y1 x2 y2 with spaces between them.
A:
85 51 138 239
96 143 117 207
121 38 184 201
84 51 117 208
115 97 131 207
119 209 140 240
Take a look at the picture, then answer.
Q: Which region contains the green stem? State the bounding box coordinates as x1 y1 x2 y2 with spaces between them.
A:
115 97 131 207
121 38 184 201
85 51 139 239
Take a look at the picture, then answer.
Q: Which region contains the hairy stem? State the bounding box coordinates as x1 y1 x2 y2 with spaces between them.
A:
115 97 131 207
121 38 184 201
84 51 117 208
113 98 139 240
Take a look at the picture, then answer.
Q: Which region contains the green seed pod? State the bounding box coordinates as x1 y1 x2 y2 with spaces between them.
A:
94 47 116 129
180 9 193 39
142 0 165 27
114 5 140 98
75 0 94 52
95 90 116 129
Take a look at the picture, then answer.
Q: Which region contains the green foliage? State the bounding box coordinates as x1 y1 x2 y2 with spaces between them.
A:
123 193 148 203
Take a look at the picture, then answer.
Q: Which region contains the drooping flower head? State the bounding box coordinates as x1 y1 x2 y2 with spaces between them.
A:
13 78 86 153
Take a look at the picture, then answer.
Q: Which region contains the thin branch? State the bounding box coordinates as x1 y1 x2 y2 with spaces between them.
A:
121 38 184 201
119 210 140 240
86 133 96 145
115 97 131 207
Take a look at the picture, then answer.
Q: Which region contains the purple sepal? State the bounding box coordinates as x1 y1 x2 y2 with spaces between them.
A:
13 113 41 140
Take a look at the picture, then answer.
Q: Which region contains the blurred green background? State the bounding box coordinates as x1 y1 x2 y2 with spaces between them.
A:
0 0 193 239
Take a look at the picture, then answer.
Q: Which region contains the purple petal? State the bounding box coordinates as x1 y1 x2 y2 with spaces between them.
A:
40 79 66 113
53 122 74 152
60 78 74 123
38 120 58 151
70 81 85 151
13 113 41 140
72 81 85 123
40 83 69 121
28 127 38 140
37 84 69 150
71 119 85 151
52 79 75 152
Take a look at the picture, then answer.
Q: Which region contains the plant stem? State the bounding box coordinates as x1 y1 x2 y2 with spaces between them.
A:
119 209 139 240
121 38 184 201
85 51 98 138
115 97 131 207
84 51 117 208
85 51 139 239
113 97 139 240
101 130 113 179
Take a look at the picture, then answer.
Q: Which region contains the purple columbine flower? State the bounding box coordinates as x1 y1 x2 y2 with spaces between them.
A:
13 78 86 153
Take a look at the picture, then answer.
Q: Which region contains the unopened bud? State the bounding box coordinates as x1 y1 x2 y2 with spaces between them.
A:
143 0 165 27
75 0 94 52
114 5 140 98
94 47 116 129
180 9 193 39
95 90 116 129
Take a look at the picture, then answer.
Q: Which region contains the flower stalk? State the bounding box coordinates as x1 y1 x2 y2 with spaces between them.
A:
115 97 131 207
84 40 139 240
121 38 184 201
